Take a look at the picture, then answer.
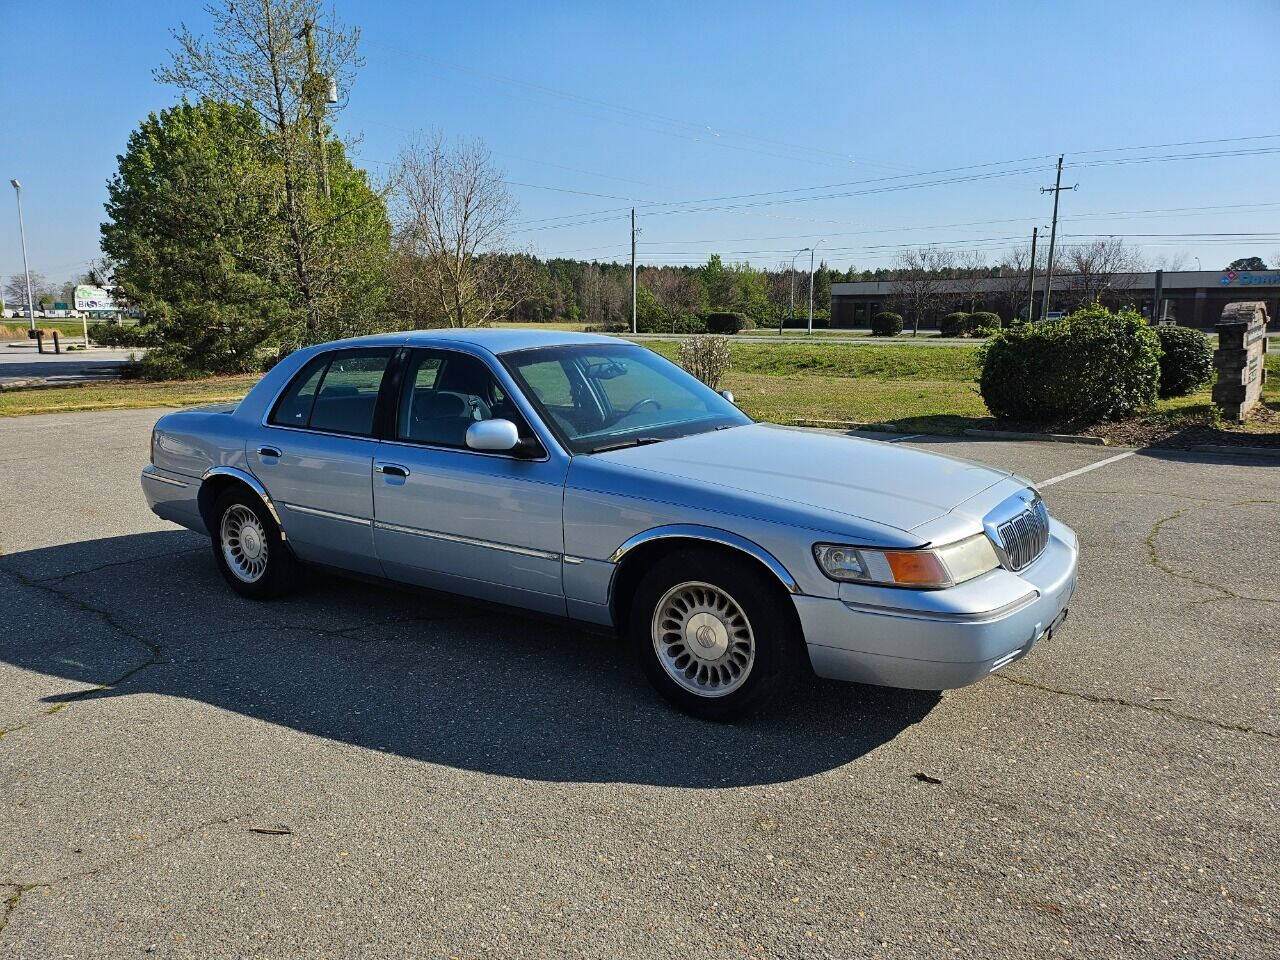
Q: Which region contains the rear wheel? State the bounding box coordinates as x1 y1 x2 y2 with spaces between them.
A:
210 487 297 599
630 548 798 720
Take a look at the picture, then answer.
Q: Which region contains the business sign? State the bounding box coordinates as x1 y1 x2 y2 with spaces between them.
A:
73 285 117 312
1219 270 1280 287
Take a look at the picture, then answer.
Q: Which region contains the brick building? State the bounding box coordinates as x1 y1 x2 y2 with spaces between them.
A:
829 269 1280 330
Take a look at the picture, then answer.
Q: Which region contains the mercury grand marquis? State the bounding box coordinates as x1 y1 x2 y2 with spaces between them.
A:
141 329 1077 719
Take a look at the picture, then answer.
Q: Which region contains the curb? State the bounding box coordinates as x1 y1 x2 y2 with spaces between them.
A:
962 428 1106 446
1184 442 1280 460
0 378 108 392
789 419 1105 445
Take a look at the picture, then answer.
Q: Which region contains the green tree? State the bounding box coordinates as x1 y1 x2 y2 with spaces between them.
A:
1226 256 1267 271
102 99 292 375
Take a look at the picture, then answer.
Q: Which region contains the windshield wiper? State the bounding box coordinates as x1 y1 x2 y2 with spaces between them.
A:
587 436 666 454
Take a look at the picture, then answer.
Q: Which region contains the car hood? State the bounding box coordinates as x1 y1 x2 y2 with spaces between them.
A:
589 423 1013 533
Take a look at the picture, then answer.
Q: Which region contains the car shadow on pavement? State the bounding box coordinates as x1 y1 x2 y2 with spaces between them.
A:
1 531 940 789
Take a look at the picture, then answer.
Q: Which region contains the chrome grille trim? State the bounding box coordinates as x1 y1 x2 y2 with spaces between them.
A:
996 497 1050 571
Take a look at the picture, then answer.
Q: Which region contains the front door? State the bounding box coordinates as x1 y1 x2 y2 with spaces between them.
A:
249 347 396 576
371 348 569 615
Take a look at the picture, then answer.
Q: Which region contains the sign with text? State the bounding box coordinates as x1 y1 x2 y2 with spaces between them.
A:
73 285 117 312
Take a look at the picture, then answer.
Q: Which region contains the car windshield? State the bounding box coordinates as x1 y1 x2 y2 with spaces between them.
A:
502 343 750 454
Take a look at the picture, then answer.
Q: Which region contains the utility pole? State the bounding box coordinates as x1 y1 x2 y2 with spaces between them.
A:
807 247 816 334
1026 226 1038 323
1040 155 1077 318
9 179 35 332
301 19 331 199
630 208 637 334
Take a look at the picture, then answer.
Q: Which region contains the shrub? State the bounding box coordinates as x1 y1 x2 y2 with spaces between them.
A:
673 315 708 334
978 304 1160 424
969 311 1001 336
939 312 970 337
870 311 903 336
1155 325 1213 398
676 335 731 390
703 311 750 334
88 321 156 348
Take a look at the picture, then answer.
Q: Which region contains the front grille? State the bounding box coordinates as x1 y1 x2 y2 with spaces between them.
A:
997 498 1050 571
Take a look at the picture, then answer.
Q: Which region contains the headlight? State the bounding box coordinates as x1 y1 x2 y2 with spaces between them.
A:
813 533 1001 589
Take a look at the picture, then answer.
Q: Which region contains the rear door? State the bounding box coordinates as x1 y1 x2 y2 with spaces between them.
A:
371 347 570 615
249 347 396 576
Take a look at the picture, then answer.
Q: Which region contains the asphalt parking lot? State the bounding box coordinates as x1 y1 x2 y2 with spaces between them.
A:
1 409 1276 959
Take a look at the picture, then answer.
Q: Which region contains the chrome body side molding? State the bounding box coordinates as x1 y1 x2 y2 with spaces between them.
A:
607 524 800 595
201 465 287 538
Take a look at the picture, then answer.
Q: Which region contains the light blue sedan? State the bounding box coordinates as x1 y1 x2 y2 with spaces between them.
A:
141 330 1077 719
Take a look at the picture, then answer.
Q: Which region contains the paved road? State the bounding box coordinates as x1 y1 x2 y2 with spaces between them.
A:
1 410 1276 958
0 345 137 386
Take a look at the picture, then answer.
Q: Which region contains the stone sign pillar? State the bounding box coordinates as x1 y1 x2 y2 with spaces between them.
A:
1213 301 1270 421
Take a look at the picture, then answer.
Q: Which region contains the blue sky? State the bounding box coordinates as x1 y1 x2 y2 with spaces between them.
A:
2 0 1278 288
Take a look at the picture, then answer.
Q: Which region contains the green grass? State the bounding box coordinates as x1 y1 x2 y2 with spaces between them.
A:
645 340 981 380
0 375 261 417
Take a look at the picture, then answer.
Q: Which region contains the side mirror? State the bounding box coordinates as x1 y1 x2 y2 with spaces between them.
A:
719 389 736 405
466 418 521 452
466 419 541 457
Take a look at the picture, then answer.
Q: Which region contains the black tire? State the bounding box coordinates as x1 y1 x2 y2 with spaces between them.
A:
630 547 798 720
209 486 298 600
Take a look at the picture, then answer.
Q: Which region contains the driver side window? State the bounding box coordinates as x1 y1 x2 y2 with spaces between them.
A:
396 349 531 450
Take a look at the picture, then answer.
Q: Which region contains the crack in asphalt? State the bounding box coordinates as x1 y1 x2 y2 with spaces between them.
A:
31 545 206 584
0 883 43 936
1145 510 1280 605
0 566 163 725
0 559 483 742
993 673 1278 739
0 810 258 939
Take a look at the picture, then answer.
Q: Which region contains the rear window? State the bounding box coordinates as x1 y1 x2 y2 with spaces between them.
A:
269 349 394 436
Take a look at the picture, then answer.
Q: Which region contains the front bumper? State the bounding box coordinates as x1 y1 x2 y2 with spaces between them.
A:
794 519 1078 690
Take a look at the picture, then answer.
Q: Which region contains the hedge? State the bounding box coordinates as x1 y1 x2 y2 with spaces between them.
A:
1155 325 1213 398
939 312 970 337
703 311 751 334
978 305 1160 424
870 311 904 336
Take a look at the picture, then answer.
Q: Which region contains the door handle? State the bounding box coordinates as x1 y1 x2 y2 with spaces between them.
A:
375 462 410 478
257 445 282 458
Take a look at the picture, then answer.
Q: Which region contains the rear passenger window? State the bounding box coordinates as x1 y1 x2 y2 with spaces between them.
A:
269 356 327 427
269 349 394 436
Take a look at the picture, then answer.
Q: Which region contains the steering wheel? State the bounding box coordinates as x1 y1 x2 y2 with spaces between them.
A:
619 397 662 419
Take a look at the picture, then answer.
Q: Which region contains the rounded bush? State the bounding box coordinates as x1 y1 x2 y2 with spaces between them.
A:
939 312 970 337
870 311 903 337
703 311 750 334
978 305 1160 424
969 311 1001 336
1155 325 1213 398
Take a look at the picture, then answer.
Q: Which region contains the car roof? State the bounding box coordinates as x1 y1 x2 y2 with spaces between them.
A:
320 327 624 355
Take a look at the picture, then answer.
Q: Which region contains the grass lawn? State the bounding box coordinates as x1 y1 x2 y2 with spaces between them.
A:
0 374 261 417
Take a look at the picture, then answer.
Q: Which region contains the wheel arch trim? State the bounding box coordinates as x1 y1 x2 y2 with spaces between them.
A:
607 524 800 595
200 466 287 540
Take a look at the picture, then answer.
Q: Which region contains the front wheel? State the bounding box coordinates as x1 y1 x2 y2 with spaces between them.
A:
210 487 297 599
630 548 798 720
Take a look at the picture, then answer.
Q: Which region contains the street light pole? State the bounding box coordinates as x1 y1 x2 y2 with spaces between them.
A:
785 248 807 336
807 241 823 335
9 179 35 332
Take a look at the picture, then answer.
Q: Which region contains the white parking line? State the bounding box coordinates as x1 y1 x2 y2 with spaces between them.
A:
888 434 923 443
1038 450 1136 487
